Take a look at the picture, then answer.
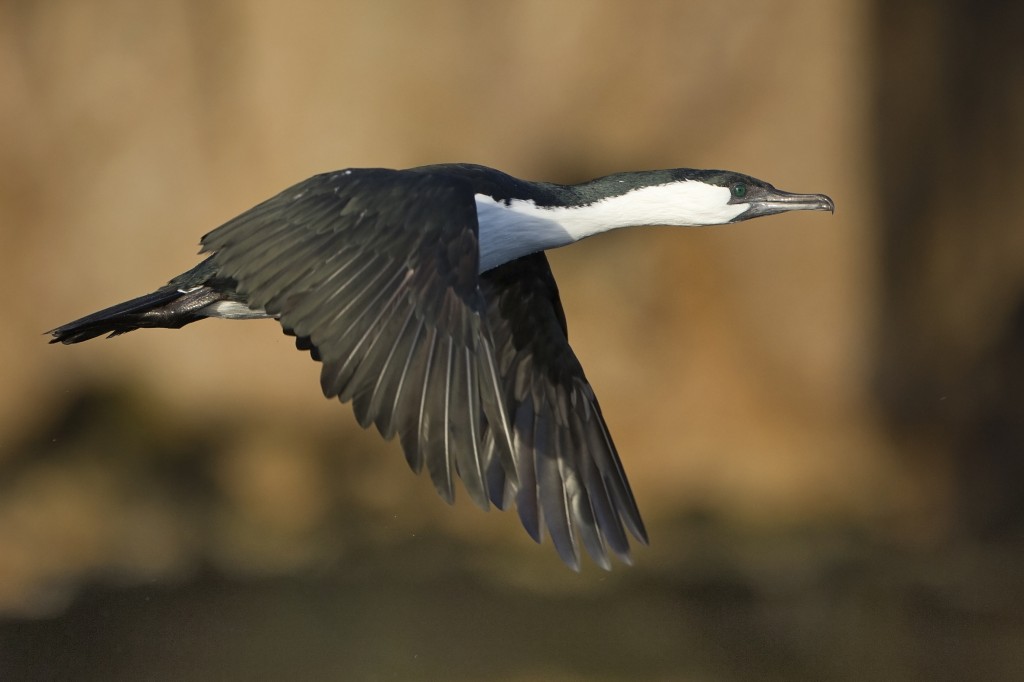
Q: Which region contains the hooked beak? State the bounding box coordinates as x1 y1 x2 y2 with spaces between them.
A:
734 188 835 221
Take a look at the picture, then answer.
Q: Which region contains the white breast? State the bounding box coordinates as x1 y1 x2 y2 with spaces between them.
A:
474 181 747 272
474 196 574 272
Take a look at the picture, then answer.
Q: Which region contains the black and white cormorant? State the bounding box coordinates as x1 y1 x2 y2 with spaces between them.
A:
49 163 834 569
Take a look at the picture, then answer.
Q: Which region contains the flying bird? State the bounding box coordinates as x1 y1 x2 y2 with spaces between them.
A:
49 163 834 569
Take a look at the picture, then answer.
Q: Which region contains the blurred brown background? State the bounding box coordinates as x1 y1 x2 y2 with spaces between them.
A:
1 1 1021 680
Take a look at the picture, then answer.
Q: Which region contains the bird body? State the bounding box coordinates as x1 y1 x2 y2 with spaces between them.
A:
49 163 834 569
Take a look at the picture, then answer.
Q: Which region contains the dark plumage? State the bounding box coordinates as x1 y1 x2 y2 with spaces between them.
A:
50 163 834 569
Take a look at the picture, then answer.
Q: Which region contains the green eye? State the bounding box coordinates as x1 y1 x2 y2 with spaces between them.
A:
731 182 747 198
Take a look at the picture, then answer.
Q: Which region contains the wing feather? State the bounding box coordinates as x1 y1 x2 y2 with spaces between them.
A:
480 252 648 568
200 169 514 508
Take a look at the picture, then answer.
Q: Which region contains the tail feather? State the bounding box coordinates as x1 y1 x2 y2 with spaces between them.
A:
48 287 221 344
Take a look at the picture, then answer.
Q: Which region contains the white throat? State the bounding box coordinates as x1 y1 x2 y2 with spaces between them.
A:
475 181 747 272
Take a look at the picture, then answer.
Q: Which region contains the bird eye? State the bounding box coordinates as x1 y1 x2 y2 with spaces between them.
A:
731 182 747 199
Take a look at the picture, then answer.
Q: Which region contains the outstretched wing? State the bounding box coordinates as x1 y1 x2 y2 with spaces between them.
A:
200 169 515 509
200 169 645 569
480 253 648 570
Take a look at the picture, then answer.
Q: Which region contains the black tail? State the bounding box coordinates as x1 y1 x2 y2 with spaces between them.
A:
48 286 225 344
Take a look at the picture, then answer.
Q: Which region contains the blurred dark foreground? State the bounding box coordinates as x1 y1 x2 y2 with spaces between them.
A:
1 385 1021 682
